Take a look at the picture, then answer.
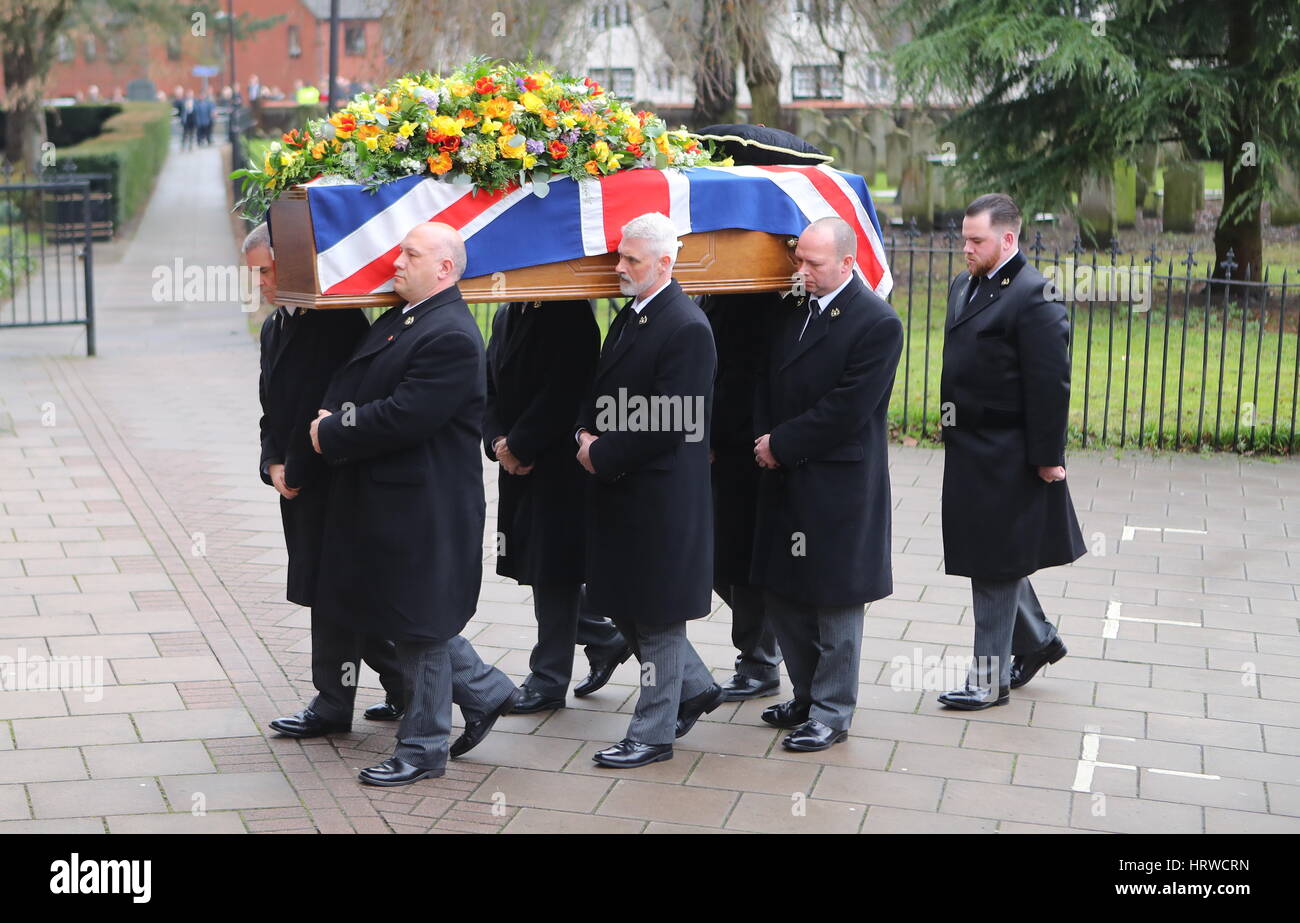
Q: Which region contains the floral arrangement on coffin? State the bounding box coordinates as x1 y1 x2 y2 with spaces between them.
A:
232 57 732 220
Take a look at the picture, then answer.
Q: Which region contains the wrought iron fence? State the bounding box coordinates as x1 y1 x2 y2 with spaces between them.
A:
463 222 1298 456
0 164 98 356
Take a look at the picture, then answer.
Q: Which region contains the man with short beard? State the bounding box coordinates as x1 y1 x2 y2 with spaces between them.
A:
312 222 520 786
937 193 1085 710
575 212 722 769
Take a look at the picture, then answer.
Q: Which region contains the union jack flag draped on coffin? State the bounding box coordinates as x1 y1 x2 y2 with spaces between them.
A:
301 164 892 298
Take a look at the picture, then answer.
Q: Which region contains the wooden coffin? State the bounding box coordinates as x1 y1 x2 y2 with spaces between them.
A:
268 186 801 308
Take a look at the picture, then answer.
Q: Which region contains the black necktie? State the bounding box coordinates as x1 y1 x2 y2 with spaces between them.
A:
799 297 821 341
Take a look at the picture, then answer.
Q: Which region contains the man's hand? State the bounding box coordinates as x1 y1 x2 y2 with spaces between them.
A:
493 436 533 476
310 409 331 454
576 430 598 475
754 433 779 469
268 463 299 499
1037 465 1066 483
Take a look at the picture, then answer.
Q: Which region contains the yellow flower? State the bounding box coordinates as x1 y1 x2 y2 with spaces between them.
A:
520 91 544 112
528 72 552 88
479 117 502 135
560 115 577 130
427 153 453 175
591 141 611 160
450 82 473 98
364 136 380 152
263 151 276 176
498 134 527 159
522 153 538 169
431 115 464 137
584 160 601 176
626 126 644 145
398 121 417 138
331 139 342 152
310 140 327 159
655 134 671 155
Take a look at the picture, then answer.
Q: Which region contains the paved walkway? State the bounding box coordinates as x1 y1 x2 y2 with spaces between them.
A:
1 142 1298 833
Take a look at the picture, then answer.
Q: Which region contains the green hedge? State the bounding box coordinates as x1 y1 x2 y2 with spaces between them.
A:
57 102 172 228
0 105 122 149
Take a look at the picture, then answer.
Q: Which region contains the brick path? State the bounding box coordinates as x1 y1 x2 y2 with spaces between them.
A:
1 142 1297 833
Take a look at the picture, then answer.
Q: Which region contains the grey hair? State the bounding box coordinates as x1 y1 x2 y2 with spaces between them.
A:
807 215 857 261
242 222 273 256
620 212 680 265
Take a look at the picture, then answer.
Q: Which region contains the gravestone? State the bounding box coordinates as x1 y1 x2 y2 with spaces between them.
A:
1271 162 1300 227
126 79 157 102
1135 145 1159 216
885 127 909 188
1079 172 1116 248
1115 161 1137 228
899 153 933 227
1162 159 1202 233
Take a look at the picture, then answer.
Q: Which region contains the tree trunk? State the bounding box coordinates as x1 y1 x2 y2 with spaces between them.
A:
736 0 780 127
691 0 737 126
1 3 65 177
1213 3 1263 281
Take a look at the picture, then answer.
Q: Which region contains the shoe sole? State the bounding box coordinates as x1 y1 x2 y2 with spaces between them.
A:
722 686 781 702
509 701 565 715
269 725 351 738
592 750 673 768
937 697 1010 711
357 768 445 787
781 731 848 752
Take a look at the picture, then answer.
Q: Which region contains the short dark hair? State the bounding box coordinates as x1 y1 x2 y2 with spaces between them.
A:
965 193 1022 234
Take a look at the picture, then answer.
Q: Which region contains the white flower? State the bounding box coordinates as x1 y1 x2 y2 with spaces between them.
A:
399 157 424 174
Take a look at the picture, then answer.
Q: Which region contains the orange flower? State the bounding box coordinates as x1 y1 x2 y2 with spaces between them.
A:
482 96 513 119
457 107 479 126
557 98 573 112
584 160 601 176
474 76 497 95
427 153 453 175
548 140 568 159
540 109 557 129
626 143 643 158
499 122 517 137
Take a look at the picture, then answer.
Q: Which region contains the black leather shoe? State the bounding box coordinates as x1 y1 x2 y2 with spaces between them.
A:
760 699 810 729
363 701 404 721
675 683 726 738
450 687 522 758
721 674 780 701
591 738 673 768
573 645 633 698
357 757 444 787
1009 637 1068 689
269 707 350 738
510 686 565 714
938 684 1011 710
782 719 848 752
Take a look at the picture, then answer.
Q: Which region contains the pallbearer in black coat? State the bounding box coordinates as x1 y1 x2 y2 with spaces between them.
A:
700 291 784 701
312 223 520 786
937 194 1085 710
483 299 629 713
575 213 723 769
752 216 904 752
245 223 406 740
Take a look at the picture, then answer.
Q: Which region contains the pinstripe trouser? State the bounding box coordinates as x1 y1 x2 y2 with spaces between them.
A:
969 577 1058 687
392 635 517 769
610 618 716 746
764 592 864 731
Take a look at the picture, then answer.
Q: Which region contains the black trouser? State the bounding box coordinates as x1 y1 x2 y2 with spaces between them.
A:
524 583 626 697
307 611 405 724
715 581 781 682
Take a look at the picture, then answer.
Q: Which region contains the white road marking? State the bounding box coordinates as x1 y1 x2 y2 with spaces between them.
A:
1120 525 1208 542
1072 725 1220 793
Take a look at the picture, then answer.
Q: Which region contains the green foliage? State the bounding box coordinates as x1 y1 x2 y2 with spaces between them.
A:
56 102 172 228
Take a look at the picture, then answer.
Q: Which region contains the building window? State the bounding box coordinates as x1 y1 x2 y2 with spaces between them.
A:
589 67 634 99
84 37 96 62
654 65 676 91
793 0 843 25
165 33 181 61
792 64 843 100
56 35 74 62
106 35 123 63
345 24 365 56
288 25 302 58
591 2 631 30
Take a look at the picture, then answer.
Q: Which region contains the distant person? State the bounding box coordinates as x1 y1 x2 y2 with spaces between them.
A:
295 81 320 105
194 92 215 146
180 90 197 150
86 84 101 101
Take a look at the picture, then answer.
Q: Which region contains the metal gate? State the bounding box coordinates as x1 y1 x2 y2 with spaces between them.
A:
0 166 98 356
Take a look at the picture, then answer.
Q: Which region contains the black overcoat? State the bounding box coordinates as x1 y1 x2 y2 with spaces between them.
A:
700 291 780 587
314 286 487 642
257 306 368 607
576 280 716 626
483 299 599 586
939 250 1087 579
750 276 903 606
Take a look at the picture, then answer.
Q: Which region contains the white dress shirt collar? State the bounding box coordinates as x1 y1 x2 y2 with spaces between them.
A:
812 272 854 312
630 276 672 314
984 249 1019 283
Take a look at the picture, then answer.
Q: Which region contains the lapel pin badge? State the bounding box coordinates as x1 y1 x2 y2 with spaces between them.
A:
1001 277 1010 286
386 335 394 341
404 316 414 325
830 307 841 318
638 315 648 325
